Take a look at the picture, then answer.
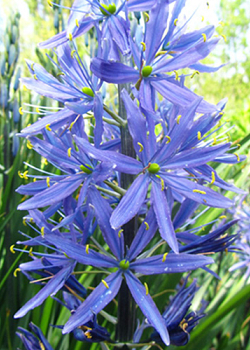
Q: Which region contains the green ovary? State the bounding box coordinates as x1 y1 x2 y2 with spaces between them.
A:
82 87 94 97
100 3 116 15
119 259 130 270
80 164 93 174
142 65 153 77
148 163 160 174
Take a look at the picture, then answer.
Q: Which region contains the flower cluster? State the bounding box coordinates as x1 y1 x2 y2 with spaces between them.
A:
14 0 245 348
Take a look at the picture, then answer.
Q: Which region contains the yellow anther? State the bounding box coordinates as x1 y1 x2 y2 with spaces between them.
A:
34 74 38 80
69 33 73 41
234 153 240 162
19 106 23 115
31 63 34 71
46 177 50 187
69 121 75 131
174 18 178 26
67 148 72 157
162 252 168 262
173 70 179 80
45 124 51 131
221 34 227 42
23 85 29 91
237 144 241 149
23 170 28 180
226 133 231 141
197 131 202 140
75 19 79 27
212 137 217 145
144 282 149 295
201 15 204 22
14 268 21 277
33 178 37 182
211 171 215 184
27 139 33 149
202 33 207 42
176 115 182 124
219 112 224 116
219 215 227 219
140 41 146 52
18 170 23 178
84 331 92 339
64 252 70 259
85 244 89 254
144 221 149 230
36 107 40 113
47 0 53 6
29 247 33 256
160 178 164 191
155 50 167 58
10 245 15 254
193 189 206 194
41 227 45 237
144 12 150 22
59 217 63 222
44 158 48 165
82 326 92 331
191 70 199 78
71 49 76 58
30 218 34 223
137 142 144 152
23 218 27 226
118 229 123 238
225 248 228 255
165 136 171 144
101 280 109 289
219 21 225 26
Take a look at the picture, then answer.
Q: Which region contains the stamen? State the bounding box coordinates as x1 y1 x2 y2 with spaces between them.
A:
221 34 227 42
36 107 40 113
144 282 149 295
143 12 150 22
45 124 52 131
69 33 73 41
41 227 45 237
176 115 182 124
174 18 178 26
193 189 206 194
160 178 164 191
202 33 207 42
219 215 227 219
101 280 109 289
85 244 89 254
191 71 199 78
233 153 240 162
140 41 146 52
46 177 50 187
23 218 27 226
47 0 53 7
71 49 76 58
162 252 168 262
197 131 202 140
173 70 179 80
165 135 171 144
144 221 149 230
10 245 15 254
23 171 28 180
118 229 123 237
27 140 33 149
137 142 144 152
201 15 204 21
19 106 23 115
18 170 23 178
84 331 92 339
29 247 33 256
14 268 21 277
75 19 79 27
211 171 215 184
34 74 38 80
67 148 72 157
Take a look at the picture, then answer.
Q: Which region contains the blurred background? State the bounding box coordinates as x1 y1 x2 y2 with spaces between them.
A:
0 0 250 349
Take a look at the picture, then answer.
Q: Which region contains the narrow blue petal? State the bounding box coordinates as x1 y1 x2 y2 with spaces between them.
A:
173 198 199 229
63 271 122 333
125 271 170 346
93 92 104 148
151 181 179 253
110 175 150 229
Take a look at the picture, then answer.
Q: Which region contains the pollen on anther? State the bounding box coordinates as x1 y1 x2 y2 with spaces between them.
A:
144 282 149 295
75 19 79 27
219 215 227 219
47 0 53 7
221 34 227 42
22 170 28 180
160 178 164 191
27 139 33 149
211 171 215 184
233 153 240 162
10 245 15 254
197 131 202 140
174 18 178 26
69 33 73 41
176 115 182 124
140 41 146 52
202 33 207 42
191 71 199 78
41 227 45 237
46 124 52 131
101 280 109 289
29 247 33 256
71 50 76 58
162 252 168 262
86 244 89 254
68 148 72 157
46 177 50 187
144 221 149 230
19 106 23 115
137 142 144 152
173 70 179 80
34 74 38 80
165 135 171 144
193 189 206 195
14 268 21 277
23 218 27 226
118 229 123 238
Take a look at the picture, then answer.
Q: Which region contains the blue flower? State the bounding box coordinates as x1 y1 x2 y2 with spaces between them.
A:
16 322 54 350
38 186 214 346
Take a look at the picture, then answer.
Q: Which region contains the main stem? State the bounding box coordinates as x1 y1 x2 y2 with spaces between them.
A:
115 84 137 347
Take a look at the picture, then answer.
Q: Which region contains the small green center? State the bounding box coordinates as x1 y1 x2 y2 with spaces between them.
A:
80 164 93 174
148 163 160 174
82 87 94 97
100 3 116 16
119 259 130 270
142 65 153 78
